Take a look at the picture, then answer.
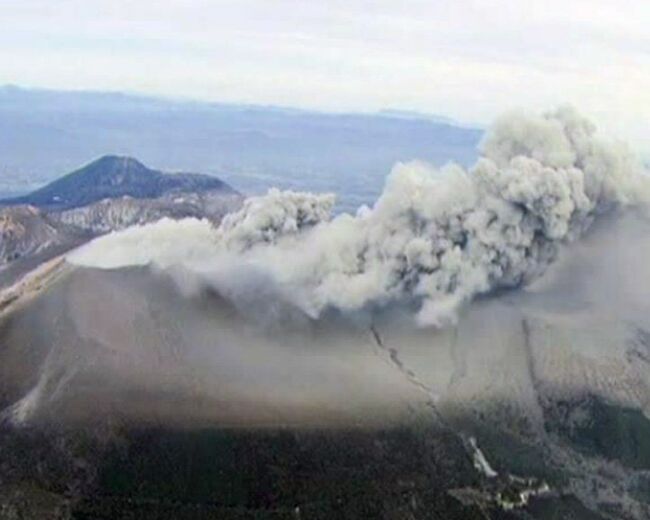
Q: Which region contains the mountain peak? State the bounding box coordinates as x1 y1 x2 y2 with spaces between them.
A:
94 155 144 166
0 156 236 211
82 155 152 179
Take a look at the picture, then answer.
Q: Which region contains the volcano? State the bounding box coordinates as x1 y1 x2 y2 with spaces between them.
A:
1 108 649 519
0 212 649 518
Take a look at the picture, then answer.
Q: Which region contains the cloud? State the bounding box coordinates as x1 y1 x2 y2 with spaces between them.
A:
0 1 649 150
69 107 650 326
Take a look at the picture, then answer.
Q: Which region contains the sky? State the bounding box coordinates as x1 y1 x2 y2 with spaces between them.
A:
1 0 649 152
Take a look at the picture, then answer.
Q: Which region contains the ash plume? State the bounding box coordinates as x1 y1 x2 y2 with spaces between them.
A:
69 107 649 326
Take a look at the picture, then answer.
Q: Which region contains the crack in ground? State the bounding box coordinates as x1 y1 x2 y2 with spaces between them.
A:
369 324 446 424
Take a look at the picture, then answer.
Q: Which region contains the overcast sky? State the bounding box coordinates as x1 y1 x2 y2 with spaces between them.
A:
2 0 649 151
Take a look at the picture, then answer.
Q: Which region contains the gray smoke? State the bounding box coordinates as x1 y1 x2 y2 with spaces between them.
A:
69 107 649 326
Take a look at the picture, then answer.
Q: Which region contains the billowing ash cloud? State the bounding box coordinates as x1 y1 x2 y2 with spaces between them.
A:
69 107 649 326
216 188 336 252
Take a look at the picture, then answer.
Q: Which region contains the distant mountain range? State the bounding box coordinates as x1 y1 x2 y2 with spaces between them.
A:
0 86 482 213
0 156 241 272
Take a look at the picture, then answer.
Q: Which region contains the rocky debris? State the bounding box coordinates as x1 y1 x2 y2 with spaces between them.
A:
50 191 242 234
0 205 90 266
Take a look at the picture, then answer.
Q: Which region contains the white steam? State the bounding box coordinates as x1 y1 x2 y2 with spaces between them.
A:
69 107 649 326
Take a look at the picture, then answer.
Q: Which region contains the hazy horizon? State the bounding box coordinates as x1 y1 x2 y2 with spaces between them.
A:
2 1 649 153
0 83 471 126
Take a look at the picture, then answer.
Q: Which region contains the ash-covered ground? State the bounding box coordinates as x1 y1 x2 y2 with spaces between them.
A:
1 109 650 518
